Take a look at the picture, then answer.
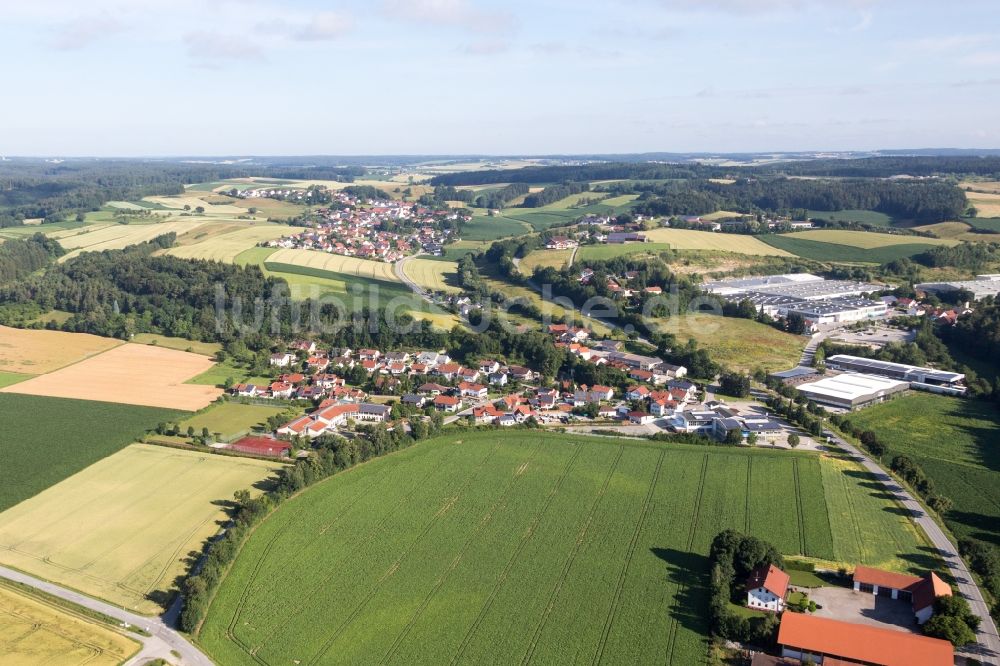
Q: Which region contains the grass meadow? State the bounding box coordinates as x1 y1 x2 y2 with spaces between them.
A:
655 314 805 373
0 584 139 665
0 444 282 614
199 431 931 665
0 394 183 513
178 402 289 440
575 242 674 263
847 394 1000 549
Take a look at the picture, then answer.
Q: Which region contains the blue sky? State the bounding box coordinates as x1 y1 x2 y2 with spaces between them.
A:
2 0 999 155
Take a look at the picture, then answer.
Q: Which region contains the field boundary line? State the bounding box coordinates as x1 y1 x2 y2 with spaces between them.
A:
793 459 807 555
745 458 752 533
449 442 587 665
592 449 665 665
666 453 709 664
305 440 522 666
519 445 625 666
247 442 491 659
379 441 552 664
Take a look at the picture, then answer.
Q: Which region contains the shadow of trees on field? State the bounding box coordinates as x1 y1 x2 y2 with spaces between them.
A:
651 547 711 638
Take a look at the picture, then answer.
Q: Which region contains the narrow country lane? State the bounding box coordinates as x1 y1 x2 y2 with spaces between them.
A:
823 431 1000 664
0 565 214 666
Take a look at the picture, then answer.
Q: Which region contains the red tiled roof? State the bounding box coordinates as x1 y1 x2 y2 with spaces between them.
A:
853 565 922 591
777 612 952 666
231 437 291 455
747 564 790 599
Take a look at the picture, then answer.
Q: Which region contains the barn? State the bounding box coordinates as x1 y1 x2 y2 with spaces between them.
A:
229 436 292 458
777 612 953 665
852 565 952 624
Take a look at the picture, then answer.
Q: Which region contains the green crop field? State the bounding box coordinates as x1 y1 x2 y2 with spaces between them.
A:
846 394 1000 549
807 209 894 226
0 444 282 614
0 394 184 513
964 217 1000 233
199 431 930 665
462 214 530 240
759 235 942 263
0 371 31 388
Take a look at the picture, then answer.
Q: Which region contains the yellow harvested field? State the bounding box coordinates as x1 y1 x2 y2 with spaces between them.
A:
0 584 138 665
0 444 281 615
960 180 1000 194
966 191 1000 217
0 343 222 410
786 229 957 248
519 249 574 273
166 224 290 262
643 228 793 256
0 326 121 375
57 219 212 261
267 248 400 282
144 193 248 216
911 222 985 242
402 258 461 293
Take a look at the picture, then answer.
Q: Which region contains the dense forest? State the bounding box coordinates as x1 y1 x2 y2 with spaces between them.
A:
0 234 64 284
630 178 967 222
523 182 588 207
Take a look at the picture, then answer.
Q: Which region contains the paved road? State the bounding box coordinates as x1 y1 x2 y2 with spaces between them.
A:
824 431 1000 664
0 566 214 666
394 254 427 300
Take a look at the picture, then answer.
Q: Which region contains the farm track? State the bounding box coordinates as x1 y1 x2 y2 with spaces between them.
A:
520 446 625 665
592 449 665 665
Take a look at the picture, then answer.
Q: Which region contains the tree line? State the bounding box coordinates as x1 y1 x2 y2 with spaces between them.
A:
180 415 447 632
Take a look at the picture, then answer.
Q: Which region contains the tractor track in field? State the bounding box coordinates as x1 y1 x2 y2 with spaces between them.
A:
305 442 512 666
592 449 665 665
520 446 625 666
449 444 586 666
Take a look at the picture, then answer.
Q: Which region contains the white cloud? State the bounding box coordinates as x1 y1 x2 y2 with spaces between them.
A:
287 12 353 42
381 0 517 34
51 15 125 50
183 31 265 64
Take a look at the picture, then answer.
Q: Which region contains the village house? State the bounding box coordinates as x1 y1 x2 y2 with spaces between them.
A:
458 381 488 400
269 352 294 367
434 395 461 413
746 564 789 612
545 236 578 250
